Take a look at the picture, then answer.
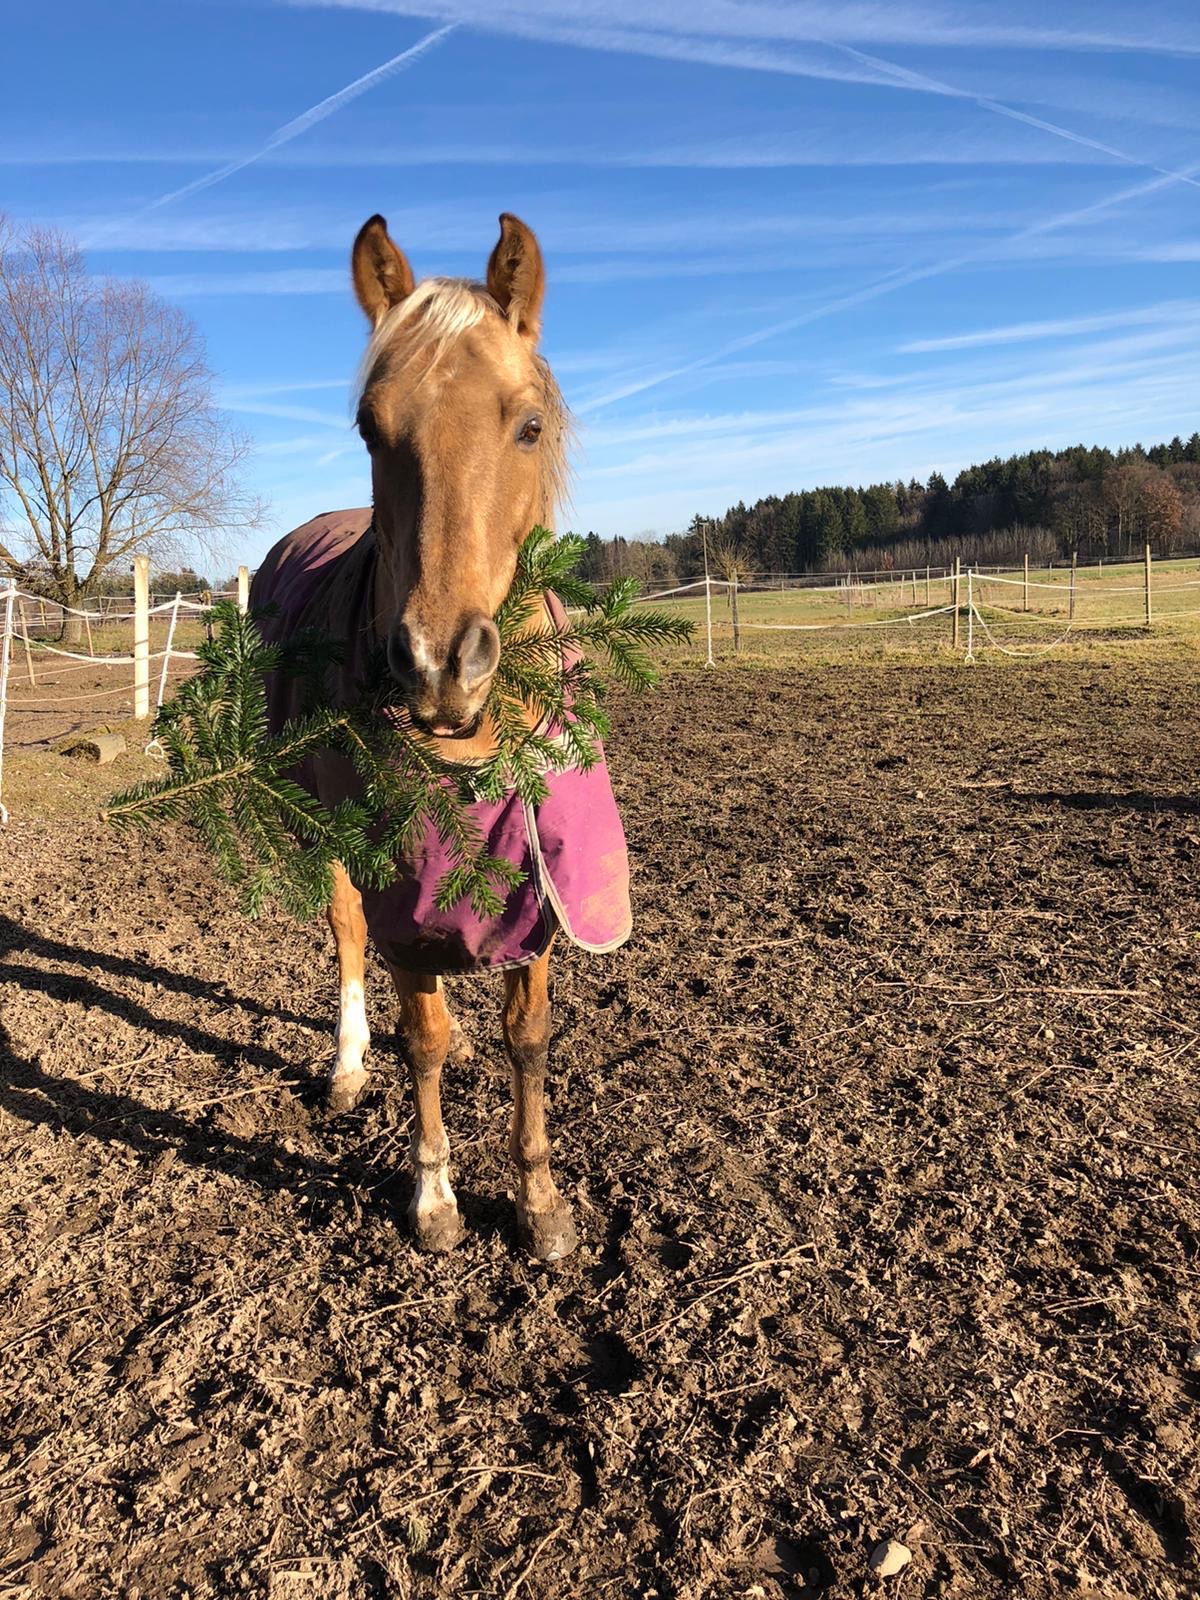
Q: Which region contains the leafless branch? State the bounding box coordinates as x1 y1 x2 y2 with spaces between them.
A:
0 215 259 624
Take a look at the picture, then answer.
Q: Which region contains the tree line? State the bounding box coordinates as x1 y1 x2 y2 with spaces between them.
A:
575 434 1200 585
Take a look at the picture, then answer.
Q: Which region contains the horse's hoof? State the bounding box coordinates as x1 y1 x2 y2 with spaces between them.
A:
519 1201 578 1263
412 1204 465 1253
326 1071 367 1115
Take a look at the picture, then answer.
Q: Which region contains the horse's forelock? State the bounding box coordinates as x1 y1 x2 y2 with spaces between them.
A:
352 278 494 404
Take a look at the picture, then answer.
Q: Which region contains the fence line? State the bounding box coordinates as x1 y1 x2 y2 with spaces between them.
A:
643 544 1192 660
2 551 1197 823
720 604 959 633
636 548 1200 594
638 545 1200 665
0 564 250 823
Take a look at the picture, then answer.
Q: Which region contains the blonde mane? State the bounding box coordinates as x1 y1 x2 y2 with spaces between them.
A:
354 277 572 523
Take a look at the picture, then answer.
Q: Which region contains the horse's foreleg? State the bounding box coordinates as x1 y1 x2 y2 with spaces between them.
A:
387 966 464 1252
503 945 577 1261
326 861 371 1114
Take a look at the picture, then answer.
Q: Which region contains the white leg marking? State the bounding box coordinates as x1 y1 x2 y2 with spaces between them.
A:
331 977 370 1091
411 1160 457 1222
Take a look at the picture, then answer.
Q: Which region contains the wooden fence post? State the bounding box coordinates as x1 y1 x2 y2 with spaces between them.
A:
16 599 36 686
925 564 931 606
1023 552 1029 613
1144 543 1153 630
133 555 150 721
1069 551 1077 622
82 605 94 656
952 557 961 650
965 568 975 663
237 565 250 615
0 581 14 825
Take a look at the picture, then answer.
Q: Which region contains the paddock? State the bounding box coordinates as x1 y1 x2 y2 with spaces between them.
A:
1 659 1196 1599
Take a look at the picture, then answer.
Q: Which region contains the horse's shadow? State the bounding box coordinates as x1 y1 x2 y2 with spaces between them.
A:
0 911 332 1033
1012 789 1200 817
1 908 367 1220
0 1020 357 1205
0 912 522 1246
0 1018 528 1255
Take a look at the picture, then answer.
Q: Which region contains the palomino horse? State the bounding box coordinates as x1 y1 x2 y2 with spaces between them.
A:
252 214 632 1262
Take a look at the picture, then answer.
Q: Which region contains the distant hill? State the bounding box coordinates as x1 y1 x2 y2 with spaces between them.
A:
576 432 1200 584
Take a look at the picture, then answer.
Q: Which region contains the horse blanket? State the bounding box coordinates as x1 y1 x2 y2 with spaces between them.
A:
252 509 633 973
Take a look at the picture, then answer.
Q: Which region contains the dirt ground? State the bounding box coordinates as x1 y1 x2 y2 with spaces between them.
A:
1 662 1198 1600
1 628 203 755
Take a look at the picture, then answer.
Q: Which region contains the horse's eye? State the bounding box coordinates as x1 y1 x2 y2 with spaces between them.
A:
357 411 379 451
516 414 543 448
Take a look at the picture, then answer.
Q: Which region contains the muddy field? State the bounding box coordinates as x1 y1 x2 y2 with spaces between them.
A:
2 662 1198 1600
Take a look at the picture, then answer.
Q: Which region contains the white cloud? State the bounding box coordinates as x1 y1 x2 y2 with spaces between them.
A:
565 332 1200 532
68 197 1025 261
285 0 1200 59
832 41 1200 194
573 161 1200 413
1138 240 1200 262
3 125 1128 172
146 268 348 296
900 299 1200 352
221 377 352 396
230 315 1200 551
274 2 1200 216
219 397 350 429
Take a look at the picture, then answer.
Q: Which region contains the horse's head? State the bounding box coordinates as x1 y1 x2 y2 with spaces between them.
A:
351 212 568 737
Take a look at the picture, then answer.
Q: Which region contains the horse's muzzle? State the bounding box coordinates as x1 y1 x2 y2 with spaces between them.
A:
387 613 500 735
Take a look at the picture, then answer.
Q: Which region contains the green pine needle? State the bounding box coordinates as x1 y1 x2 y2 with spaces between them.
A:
103 526 693 919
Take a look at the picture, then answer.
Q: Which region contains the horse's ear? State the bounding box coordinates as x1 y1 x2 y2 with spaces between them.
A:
486 213 544 339
351 214 415 326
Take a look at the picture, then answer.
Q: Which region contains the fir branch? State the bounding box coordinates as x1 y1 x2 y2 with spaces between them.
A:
104 532 693 919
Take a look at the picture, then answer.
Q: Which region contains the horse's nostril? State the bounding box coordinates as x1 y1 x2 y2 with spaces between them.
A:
454 615 501 691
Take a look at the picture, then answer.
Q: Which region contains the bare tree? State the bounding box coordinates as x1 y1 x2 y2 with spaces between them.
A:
0 217 258 635
713 539 748 653
1101 463 1184 557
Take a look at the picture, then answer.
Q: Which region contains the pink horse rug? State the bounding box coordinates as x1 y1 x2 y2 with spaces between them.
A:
252 509 633 973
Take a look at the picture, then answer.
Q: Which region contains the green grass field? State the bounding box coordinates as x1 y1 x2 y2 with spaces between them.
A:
13 563 1200 685
640 555 1200 665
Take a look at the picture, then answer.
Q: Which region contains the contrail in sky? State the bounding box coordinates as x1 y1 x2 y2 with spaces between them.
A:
142 23 456 212
833 42 1200 194
577 162 1200 414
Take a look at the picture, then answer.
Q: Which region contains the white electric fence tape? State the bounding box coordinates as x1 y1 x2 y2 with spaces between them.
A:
0 585 215 810
1 563 1198 823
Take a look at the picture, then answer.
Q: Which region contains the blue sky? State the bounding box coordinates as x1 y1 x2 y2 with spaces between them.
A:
5 0 1200 564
